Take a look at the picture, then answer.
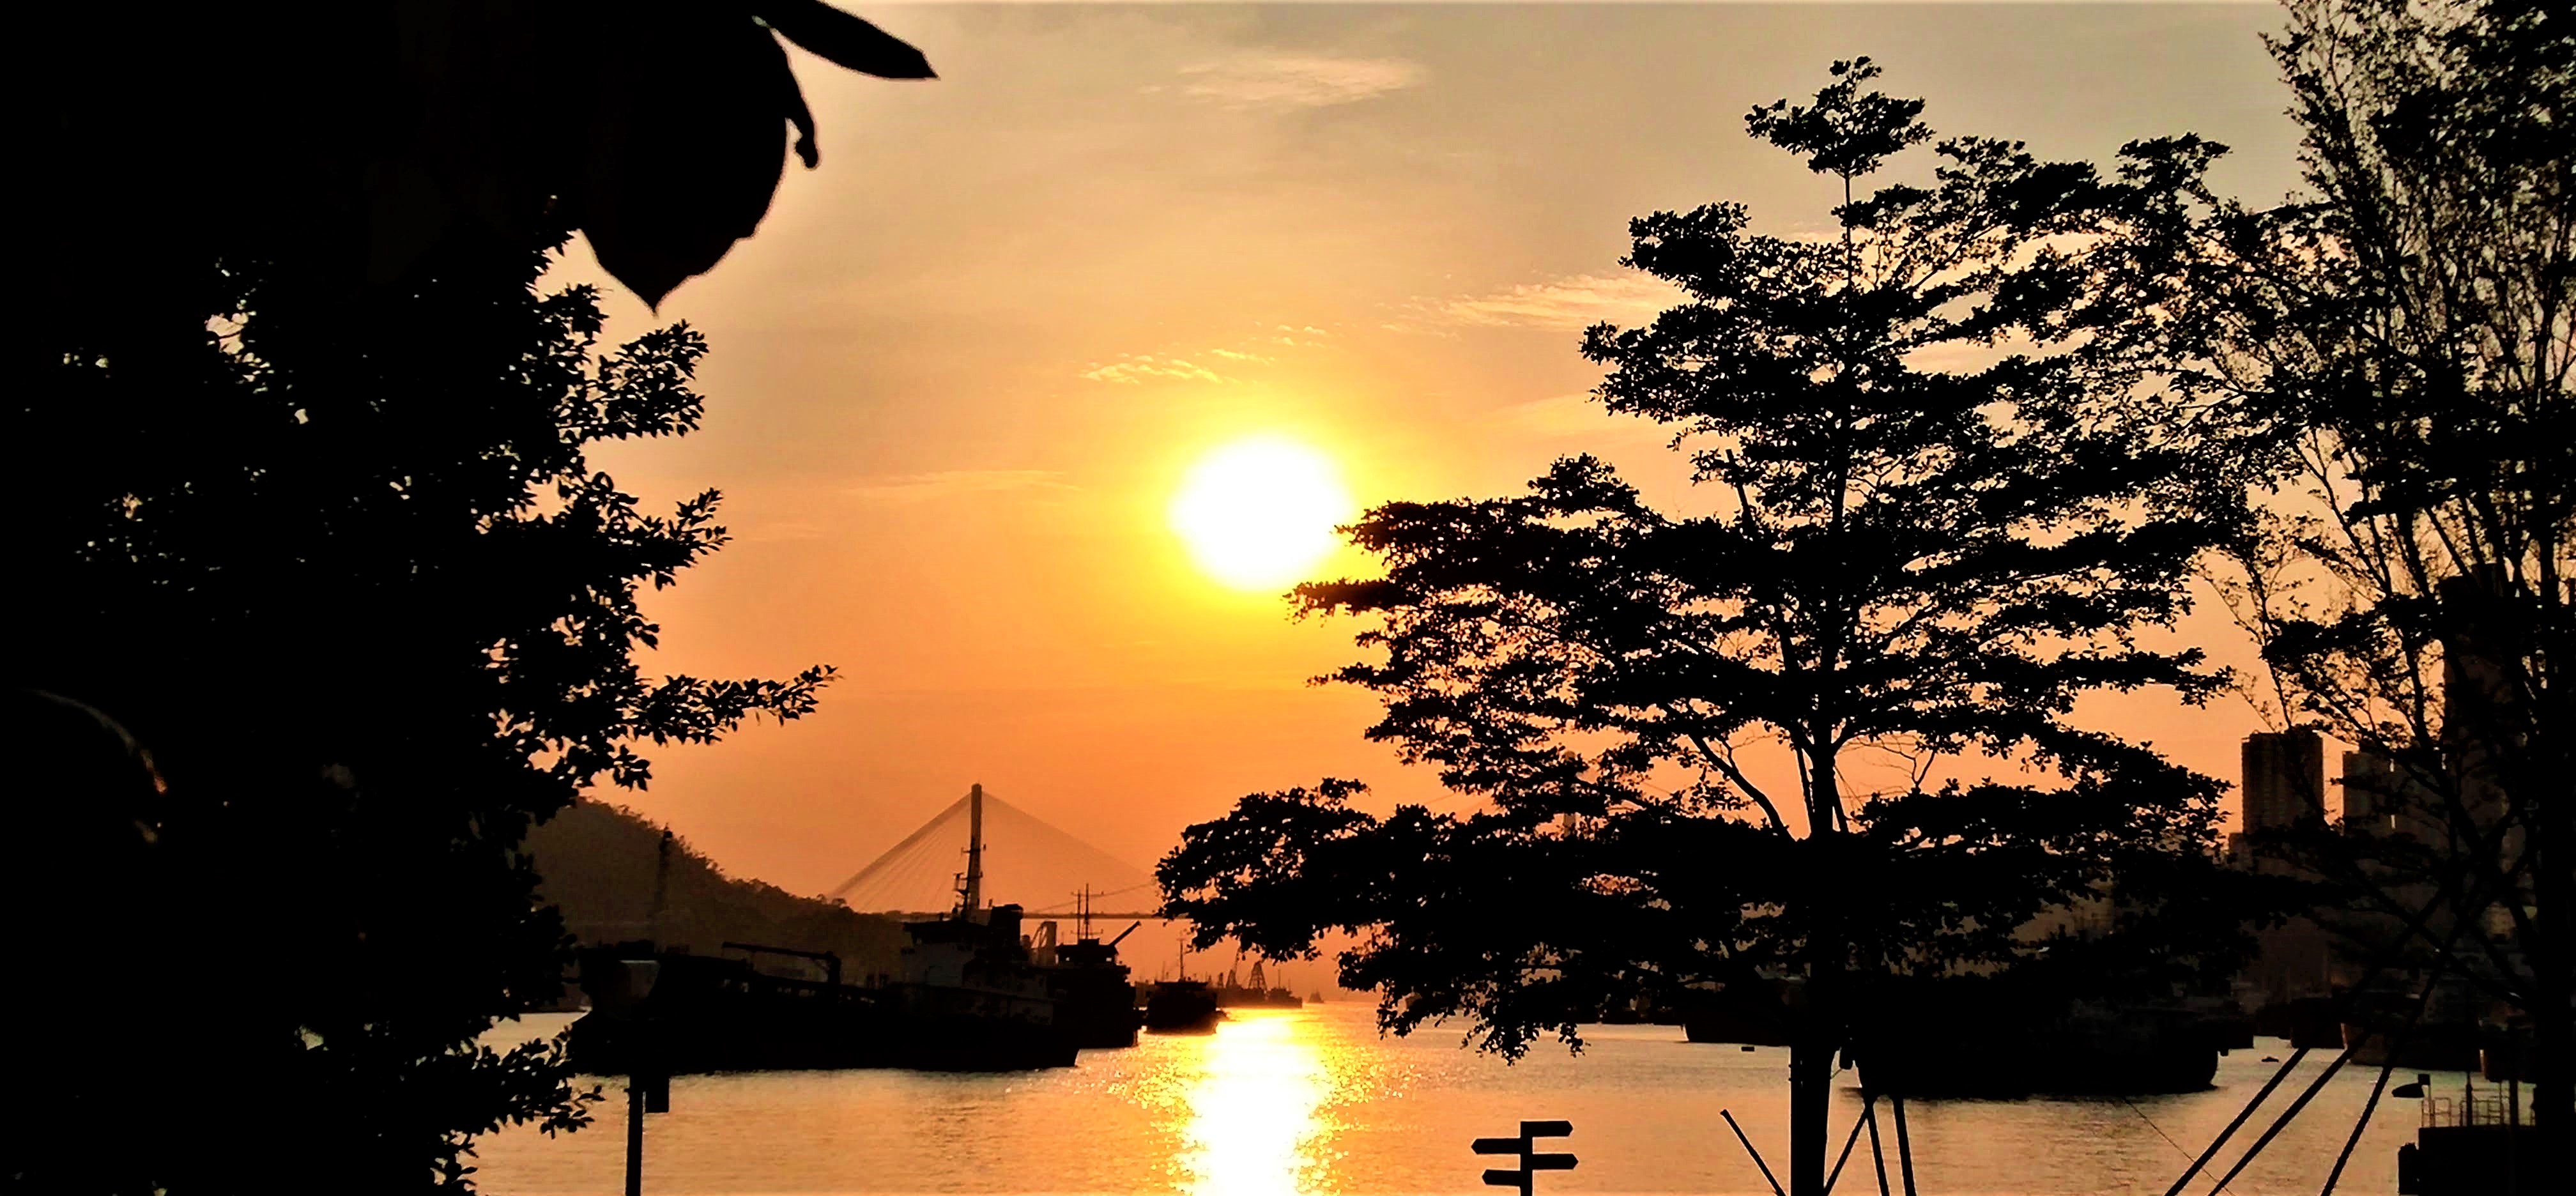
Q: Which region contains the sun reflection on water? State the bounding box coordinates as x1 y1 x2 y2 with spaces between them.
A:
1176 1013 1339 1196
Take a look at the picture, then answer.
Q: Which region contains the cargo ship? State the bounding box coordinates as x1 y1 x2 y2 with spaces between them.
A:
566 905 1079 1075
566 786 1082 1073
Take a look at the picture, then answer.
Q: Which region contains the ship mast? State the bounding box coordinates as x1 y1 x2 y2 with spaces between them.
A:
960 782 986 917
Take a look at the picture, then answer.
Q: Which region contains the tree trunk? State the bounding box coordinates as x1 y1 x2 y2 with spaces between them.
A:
2530 894 2571 1190
1790 1034 1833 1196
1793 748 1843 1196
2530 715 2570 1143
2532 781 2571 1145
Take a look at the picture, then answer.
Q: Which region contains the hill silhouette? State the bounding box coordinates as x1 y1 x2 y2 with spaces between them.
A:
528 799 907 988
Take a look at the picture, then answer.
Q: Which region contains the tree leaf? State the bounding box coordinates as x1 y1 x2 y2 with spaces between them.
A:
576 2 797 309
756 0 936 80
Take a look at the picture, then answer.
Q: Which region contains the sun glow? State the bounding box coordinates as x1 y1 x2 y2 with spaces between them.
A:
1169 436 1354 592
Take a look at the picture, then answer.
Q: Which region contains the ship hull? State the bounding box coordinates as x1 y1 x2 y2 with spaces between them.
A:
1043 944 1142 1050
1209 985 1305 1009
1142 981 1223 1033
567 1002 1078 1075
570 950 1078 1075
1852 977 2224 1098
1857 1010 2220 1098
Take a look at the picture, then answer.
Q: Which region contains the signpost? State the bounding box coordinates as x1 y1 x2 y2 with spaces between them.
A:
1473 1119 1577 1195
590 956 670 1196
624 1055 669 1196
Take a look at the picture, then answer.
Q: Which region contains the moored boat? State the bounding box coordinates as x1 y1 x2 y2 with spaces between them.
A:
1683 977 1796 1046
1039 919 1146 1049
566 903 1082 1075
1854 977 2222 1098
1142 979 1223 1033
568 785 1085 1074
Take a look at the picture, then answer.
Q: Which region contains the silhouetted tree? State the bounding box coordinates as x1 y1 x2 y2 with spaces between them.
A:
2145 0 2570 1134
12 241 831 1192
7 1 928 1189
1162 60 2257 1196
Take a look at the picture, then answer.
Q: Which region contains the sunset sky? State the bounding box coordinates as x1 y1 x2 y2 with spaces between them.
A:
555 3 2311 923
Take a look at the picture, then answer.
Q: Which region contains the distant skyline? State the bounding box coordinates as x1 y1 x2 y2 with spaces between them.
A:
557 4 2313 901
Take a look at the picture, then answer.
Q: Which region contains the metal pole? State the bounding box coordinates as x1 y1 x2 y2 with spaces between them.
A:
2161 1047 2311 1196
2203 1043 2359 1194
650 831 671 946
2318 1059 2396 1195
2319 995 2433 1196
625 1075 645 1196
1865 1101 1891 1196
2505 1070 2519 1193
2216 974 2448 1195
1889 1092 1918 1196
965 783 985 913
1825 1091 1877 1195
1720 1108 1788 1196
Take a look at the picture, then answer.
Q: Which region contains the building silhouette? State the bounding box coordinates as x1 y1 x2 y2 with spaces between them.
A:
2230 730 2335 1006
2230 729 2327 873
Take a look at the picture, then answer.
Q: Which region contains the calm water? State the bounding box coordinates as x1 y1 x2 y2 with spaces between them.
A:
473 1003 2435 1195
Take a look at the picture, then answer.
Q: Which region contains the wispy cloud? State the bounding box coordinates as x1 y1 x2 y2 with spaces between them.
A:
1421 273 1685 330
1081 325 1331 383
845 470 1077 504
1080 355 1234 385
1176 53 1427 109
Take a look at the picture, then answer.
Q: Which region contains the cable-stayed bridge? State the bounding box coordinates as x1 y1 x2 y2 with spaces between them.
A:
827 785 1165 921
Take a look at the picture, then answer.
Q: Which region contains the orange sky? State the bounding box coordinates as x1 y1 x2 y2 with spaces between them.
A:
551 4 2311 937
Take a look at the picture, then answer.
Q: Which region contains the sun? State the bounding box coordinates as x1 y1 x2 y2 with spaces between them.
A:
1169 437 1354 592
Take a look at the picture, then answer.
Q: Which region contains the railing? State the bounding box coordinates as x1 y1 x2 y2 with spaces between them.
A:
2420 1092 2529 1128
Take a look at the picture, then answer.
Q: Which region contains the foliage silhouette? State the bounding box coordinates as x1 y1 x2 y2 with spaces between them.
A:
12 231 831 1190
1161 59 2266 1196
6 1 928 1187
2137 0 2571 1137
